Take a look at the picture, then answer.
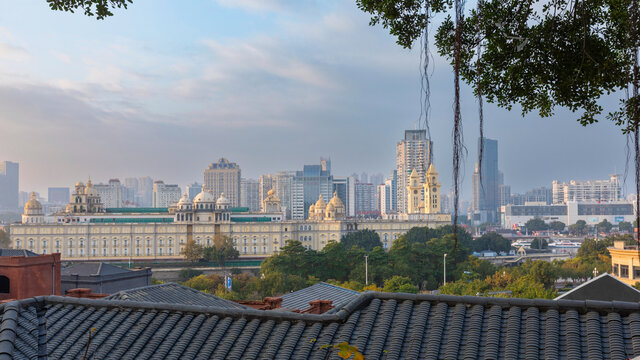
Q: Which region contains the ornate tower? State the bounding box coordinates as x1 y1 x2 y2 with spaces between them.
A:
406 169 422 214
423 163 441 214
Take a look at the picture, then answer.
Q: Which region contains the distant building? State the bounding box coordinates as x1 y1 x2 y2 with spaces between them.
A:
355 182 377 217
48 187 70 204
0 161 18 211
501 201 634 229
396 130 432 214
65 180 104 214
377 184 391 215
94 179 123 208
525 186 553 204
332 177 355 218
386 170 398 212
152 181 181 208
61 263 152 295
240 178 260 212
292 158 333 220
609 241 640 286
204 158 241 207
553 175 622 204
138 177 154 207
471 137 499 224
0 249 61 300
499 184 511 207
186 182 202 200
370 173 385 186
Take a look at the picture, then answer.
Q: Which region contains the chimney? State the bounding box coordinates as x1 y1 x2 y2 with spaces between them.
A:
262 297 283 309
307 300 334 314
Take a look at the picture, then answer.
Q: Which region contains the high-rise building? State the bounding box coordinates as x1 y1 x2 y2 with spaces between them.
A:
355 182 377 217
333 177 355 217
386 170 398 212
271 171 294 219
499 184 511 207
525 186 553 204
203 158 241 207
360 172 369 184
0 161 19 211
186 183 202 200
377 184 391 215
94 179 123 208
152 181 181 208
552 175 622 204
370 173 385 186
48 187 70 204
471 137 499 224
396 130 432 214
138 177 154 207
240 178 260 212
292 159 333 219
259 175 273 211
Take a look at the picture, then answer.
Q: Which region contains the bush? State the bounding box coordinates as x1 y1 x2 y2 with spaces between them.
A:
178 268 203 281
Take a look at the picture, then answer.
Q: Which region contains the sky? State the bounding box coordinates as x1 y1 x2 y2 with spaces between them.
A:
0 0 631 201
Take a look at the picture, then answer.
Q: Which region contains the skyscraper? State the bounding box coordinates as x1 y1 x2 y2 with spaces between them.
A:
94 179 123 208
292 159 333 219
333 176 355 217
471 137 499 224
152 181 181 208
186 183 202 200
48 187 70 204
203 158 241 207
240 178 260 212
396 130 432 214
0 161 19 211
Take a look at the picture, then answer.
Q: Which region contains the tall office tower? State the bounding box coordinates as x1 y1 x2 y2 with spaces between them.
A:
240 178 260 212
48 187 70 204
386 170 398 212
19 191 32 208
203 158 241 207
333 176 355 217
123 178 138 206
94 179 123 208
0 161 19 211
292 159 333 219
138 177 154 207
355 182 377 217
552 175 622 203
525 186 553 204
259 175 273 211
152 181 181 208
271 171 294 219
499 184 511 207
377 183 391 215
186 183 202 200
396 130 433 214
470 137 499 224
350 173 360 182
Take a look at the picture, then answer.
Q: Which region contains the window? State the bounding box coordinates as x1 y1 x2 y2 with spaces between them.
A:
621 265 629 278
113 240 118 247
147 248 151 255
136 248 140 256
16 240 20 248
55 240 60 248
29 240 34 248
0 276 10 294
634 267 640 279
68 249 73 256
613 264 619 276
92 249 96 256
43 240 48 248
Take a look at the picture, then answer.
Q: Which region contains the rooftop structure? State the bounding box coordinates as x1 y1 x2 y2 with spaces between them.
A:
61 263 152 294
280 282 359 312
555 273 640 302
0 292 639 358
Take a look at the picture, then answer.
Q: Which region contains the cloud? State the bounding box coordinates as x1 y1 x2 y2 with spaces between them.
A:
214 0 303 13
0 42 29 61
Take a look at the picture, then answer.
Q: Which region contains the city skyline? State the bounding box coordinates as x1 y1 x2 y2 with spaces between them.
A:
0 1 630 202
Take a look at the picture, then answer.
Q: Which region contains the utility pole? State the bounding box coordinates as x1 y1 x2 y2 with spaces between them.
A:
443 253 447 286
364 255 369 286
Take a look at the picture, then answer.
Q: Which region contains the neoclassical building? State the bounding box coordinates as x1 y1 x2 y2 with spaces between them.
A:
11 175 451 261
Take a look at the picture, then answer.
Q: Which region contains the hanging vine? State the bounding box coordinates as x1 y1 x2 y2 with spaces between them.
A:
452 0 466 247
476 0 484 206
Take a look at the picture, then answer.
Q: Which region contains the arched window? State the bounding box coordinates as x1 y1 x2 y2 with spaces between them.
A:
0 276 10 294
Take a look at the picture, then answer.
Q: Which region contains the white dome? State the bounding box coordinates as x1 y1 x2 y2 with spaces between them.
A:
178 193 192 205
216 193 231 206
193 190 216 203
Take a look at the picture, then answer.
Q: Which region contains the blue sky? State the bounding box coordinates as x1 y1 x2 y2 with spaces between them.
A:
0 0 631 200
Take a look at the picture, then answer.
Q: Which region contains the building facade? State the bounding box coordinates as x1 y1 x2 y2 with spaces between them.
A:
186 183 202 200
0 161 19 211
152 181 181 208
240 178 261 212
396 130 432 214
292 159 333 220
471 137 499 225
203 158 241 207
501 202 635 229
552 175 622 204
94 179 123 208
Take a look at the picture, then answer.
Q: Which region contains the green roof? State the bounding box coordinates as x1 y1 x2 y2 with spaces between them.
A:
230 217 273 222
105 208 169 213
90 217 173 223
230 207 250 213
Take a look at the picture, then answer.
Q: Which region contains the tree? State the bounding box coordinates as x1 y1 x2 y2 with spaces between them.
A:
619 221 633 233
530 238 548 250
472 232 511 253
182 240 203 262
178 268 202 281
203 234 239 268
383 276 418 293
47 0 132 19
596 219 614 233
0 229 10 248
549 221 566 233
525 218 548 233
568 220 589 236
183 275 214 292
340 230 383 252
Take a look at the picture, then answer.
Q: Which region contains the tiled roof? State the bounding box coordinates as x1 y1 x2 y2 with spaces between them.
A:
280 282 359 311
61 262 131 276
104 283 249 310
0 249 38 257
2 292 640 359
556 272 640 302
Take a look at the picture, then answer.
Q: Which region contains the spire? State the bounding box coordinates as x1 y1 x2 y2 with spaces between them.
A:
427 163 438 175
409 168 419 179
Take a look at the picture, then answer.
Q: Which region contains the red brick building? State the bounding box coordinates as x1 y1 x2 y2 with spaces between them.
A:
0 249 61 300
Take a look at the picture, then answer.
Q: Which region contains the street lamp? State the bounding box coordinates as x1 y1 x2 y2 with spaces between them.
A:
593 267 598 278
443 253 447 286
364 255 369 286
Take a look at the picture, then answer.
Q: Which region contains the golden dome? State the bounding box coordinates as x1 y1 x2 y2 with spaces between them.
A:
178 193 192 205
85 179 99 196
265 189 280 202
309 204 316 213
314 194 327 209
24 192 42 211
75 181 84 187
267 189 275 196
329 191 344 208
326 202 335 212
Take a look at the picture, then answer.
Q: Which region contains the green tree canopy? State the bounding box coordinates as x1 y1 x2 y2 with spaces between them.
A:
596 219 614 233
203 234 239 268
181 240 203 262
549 221 566 232
472 232 512 253
525 218 548 233
383 275 418 293
340 229 383 251
569 220 589 236
47 0 131 19
618 221 634 233
530 238 548 250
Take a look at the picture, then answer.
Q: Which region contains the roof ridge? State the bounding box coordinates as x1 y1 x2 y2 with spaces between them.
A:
96 262 103 276
316 282 360 293
0 302 20 359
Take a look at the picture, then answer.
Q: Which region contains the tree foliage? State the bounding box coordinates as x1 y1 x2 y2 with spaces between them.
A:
596 219 614 233
530 237 548 249
340 229 383 251
0 229 10 248
618 221 634 233
47 0 132 19
471 232 511 253
549 221 566 232
203 234 239 268
182 240 203 262
568 220 589 235
525 218 548 232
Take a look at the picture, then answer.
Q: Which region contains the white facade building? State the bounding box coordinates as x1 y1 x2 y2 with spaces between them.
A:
501 201 634 229
152 181 181 208
396 130 432 214
552 175 622 204
93 179 123 208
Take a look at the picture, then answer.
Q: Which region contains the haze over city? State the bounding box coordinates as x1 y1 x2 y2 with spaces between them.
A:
0 0 630 199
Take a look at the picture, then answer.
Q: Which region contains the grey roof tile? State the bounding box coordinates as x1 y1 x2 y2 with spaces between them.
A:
105 282 249 310
0 249 38 257
61 262 131 276
280 282 359 311
1 292 640 359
